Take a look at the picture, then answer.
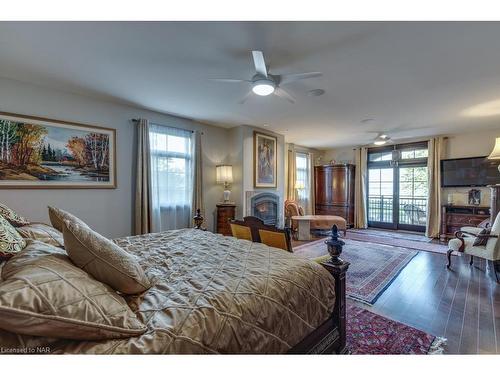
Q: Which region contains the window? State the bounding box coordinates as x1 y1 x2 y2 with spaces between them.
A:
367 141 428 231
149 124 193 230
295 152 311 212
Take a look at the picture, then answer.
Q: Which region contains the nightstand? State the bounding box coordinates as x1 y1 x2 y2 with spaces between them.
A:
216 203 236 236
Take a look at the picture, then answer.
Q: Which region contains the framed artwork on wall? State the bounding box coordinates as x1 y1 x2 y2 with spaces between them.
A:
0 111 116 189
254 131 277 188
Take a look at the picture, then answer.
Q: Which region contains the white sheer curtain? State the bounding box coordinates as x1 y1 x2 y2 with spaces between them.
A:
149 124 194 232
296 152 312 214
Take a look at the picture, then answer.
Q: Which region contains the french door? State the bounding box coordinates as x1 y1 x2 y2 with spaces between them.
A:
367 142 429 232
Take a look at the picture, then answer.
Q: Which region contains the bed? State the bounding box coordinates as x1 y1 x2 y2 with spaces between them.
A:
0 226 348 354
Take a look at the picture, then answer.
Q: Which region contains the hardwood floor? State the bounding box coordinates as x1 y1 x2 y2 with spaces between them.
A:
353 251 500 354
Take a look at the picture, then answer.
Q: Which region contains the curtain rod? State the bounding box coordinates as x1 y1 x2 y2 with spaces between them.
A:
131 118 203 134
350 136 449 150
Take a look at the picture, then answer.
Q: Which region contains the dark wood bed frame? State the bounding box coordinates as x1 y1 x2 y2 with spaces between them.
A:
193 209 350 354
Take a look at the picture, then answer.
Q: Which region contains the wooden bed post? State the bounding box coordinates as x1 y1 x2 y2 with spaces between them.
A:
320 225 350 354
289 224 350 354
193 209 204 230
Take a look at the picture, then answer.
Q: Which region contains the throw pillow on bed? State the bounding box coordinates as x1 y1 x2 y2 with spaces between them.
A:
62 219 151 294
0 203 30 227
48 206 89 232
0 215 26 260
16 223 64 248
0 246 147 340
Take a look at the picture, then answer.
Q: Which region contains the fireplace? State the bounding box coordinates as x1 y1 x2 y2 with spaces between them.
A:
249 192 279 226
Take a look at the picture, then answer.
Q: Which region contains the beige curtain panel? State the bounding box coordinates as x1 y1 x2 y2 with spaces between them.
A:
287 147 297 201
426 137 445 238
191 130 204 224
354 147 368 229
307 152 315 214
134 119 153 235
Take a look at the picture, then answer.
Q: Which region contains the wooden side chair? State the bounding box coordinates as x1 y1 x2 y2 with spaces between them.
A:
258 229 292 252
230 216 293 252
230 223 253 241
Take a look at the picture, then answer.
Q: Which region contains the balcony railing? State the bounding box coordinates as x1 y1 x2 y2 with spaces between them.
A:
368 195 427 226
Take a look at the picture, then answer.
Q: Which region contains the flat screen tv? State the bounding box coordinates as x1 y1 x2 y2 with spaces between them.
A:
441 156 500 187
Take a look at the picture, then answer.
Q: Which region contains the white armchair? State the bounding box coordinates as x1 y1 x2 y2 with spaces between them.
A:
447 213 500 282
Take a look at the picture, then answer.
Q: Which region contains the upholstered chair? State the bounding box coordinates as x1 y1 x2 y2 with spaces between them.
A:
230 223 253 241
447 213 500 282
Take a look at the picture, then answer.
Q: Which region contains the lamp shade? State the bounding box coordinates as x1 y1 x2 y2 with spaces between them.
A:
295 181 305 190
488 137 500 159
216 165 233 184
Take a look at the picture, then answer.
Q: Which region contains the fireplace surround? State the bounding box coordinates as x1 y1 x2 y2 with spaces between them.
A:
246 191 280 226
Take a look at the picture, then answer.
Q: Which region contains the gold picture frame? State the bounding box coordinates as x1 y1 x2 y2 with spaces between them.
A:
254 131 277 188
0 111 117 189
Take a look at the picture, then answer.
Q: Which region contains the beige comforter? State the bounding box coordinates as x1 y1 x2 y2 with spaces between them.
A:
0 229 335 354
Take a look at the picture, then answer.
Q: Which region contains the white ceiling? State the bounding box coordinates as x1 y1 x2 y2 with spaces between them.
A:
0 21 499 149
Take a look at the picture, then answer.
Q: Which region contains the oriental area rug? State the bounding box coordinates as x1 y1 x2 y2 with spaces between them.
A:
294 238 418 304
346 304 446 354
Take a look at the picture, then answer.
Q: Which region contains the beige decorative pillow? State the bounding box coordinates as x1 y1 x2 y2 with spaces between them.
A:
16 223 64 248
48 206 88 232
0 249 147 340
0 203 30 227
63 220 151 294
0 216 26 260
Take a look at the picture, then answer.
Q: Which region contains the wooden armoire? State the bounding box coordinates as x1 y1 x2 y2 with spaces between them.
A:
314 164 355 228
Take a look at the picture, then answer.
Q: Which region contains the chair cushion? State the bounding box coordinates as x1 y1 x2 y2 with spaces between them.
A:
308 215 347 230
230 223 253 241
0 203 30 227
16 223 64 248
48 206 89 232
460 227 484 236
473 228 491 247
0 242 147 340
63 219 151 294
258 229 290 252
0 216 26 261
448 237 474 252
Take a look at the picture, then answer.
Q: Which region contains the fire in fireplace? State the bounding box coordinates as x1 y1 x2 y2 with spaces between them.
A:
250 192 279 226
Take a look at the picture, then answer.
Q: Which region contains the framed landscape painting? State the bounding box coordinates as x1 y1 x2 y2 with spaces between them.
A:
254 131 277 188
0 112 116 188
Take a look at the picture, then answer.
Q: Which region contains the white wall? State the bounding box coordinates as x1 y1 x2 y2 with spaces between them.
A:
321 127 500 207
229 125 286 226
0 77 231 237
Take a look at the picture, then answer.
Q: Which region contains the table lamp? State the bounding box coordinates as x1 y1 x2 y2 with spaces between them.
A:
488 137 500 173
295 181 305 191
216 165 233 203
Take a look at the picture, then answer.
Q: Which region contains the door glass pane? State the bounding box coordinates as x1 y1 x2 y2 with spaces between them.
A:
398 166 428 227
369 152 392 162
368 168 394 223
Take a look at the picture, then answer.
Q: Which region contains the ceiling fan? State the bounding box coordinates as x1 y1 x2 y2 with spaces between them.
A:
210 50 322 104
372 133 393 146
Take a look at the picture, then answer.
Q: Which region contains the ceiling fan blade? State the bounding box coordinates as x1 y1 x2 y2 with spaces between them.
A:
238 91 253 105
252 50 268 77
209 78 249 83
274 87 295 103
279 72 322 85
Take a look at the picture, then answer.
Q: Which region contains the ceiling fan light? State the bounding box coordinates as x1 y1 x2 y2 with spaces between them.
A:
252 80 275 96
374 139 387 146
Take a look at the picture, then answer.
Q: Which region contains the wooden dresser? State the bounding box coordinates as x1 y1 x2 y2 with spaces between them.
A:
314 164 355 228
216 203 236 236
440 204 490 241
